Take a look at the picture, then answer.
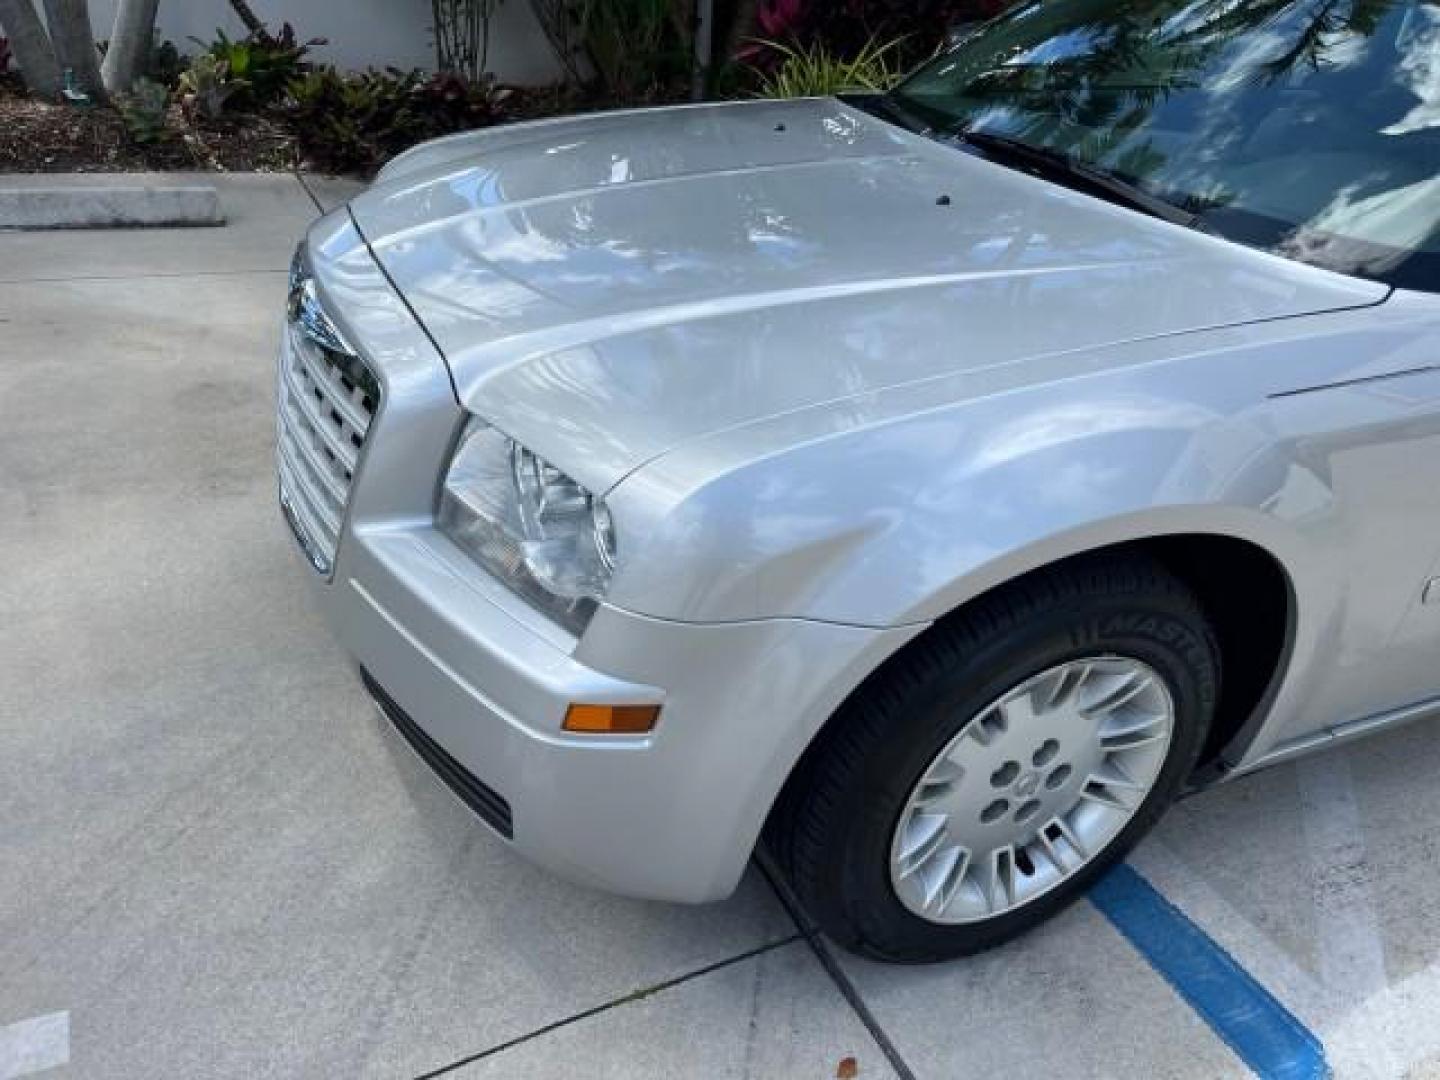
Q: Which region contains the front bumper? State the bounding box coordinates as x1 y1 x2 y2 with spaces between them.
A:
305 524 913 902
364 667 515 839
282 212 919 902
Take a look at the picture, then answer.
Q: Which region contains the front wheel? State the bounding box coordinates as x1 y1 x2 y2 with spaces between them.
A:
767 555 1219 962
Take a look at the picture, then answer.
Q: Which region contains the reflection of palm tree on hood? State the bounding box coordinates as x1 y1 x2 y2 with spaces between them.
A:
900 0 1423 207
906 0 1413 152
889 0 1436 287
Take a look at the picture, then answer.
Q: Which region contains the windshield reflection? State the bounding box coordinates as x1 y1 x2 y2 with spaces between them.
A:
890 0 1440 289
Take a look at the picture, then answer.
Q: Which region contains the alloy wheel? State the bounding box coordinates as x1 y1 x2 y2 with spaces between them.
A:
888 655 1174 924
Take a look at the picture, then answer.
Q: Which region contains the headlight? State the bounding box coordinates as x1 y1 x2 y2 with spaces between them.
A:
438 419 618 635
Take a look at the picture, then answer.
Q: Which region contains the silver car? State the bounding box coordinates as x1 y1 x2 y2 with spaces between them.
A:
278 0 1440 961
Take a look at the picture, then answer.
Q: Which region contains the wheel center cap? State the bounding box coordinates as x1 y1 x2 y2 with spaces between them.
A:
1014 771 1042 798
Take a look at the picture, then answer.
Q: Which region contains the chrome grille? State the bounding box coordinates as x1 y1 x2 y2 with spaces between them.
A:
277 274 379 575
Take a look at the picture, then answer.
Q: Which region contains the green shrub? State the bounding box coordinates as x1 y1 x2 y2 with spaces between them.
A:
119 78 172 144
753 36 905 98
408 71 513 137
527 0 694 102
753 0 1011 71
197 24 319 110
179 54 242 120
573 0 692 101
143 36 188 89
286 67 510 173
285 68 385 172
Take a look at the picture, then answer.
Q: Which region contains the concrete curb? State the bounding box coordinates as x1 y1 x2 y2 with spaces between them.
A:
0 179 224 230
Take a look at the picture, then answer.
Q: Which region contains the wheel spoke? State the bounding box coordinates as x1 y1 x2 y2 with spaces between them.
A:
1099 711 1169 751
1036 824 1074 873
985 845 1017 912
896 812 950 876
1000 688 1039 727
1078 775 1136 811
1081 667 1155 716
914 759 964 805
967 705 1008 747
1091 759 1145 790
1041 661 1091 710
1043 814 1088 865
923 846 971 915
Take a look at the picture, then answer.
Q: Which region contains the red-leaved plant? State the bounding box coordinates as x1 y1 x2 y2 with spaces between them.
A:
757 0 807 39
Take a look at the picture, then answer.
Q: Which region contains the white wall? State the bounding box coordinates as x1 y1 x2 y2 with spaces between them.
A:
79 0 563 84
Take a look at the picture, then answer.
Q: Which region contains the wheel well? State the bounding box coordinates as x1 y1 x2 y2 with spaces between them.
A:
1117 535 1293 769
771 535 1292 830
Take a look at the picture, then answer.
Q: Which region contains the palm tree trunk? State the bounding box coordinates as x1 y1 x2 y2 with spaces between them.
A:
226 0 266 36
100 0 159 94
690 0 711 100
0 0 62 101
40 0 104 99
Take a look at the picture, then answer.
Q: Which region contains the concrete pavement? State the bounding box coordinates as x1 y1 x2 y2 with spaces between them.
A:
3 172 1440 1078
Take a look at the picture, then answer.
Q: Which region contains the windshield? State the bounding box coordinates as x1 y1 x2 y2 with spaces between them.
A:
890 0 1440 291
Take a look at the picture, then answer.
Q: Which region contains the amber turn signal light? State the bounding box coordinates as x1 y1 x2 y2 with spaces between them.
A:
563 703 662 735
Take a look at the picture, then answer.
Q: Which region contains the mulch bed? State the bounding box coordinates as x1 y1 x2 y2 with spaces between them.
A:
0 78 643 177
0 80 300 173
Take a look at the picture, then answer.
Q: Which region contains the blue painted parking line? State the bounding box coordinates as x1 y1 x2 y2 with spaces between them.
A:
1091 864 1329 1080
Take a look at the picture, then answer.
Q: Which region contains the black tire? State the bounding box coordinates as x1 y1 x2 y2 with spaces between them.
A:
766 552 1219 963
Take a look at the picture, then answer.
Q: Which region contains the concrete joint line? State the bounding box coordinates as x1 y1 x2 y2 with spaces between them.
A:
411 933 803 1079
293 172 326 215
755 854 919 1080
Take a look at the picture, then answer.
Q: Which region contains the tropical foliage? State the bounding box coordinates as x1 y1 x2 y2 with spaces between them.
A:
118 76 170 142
750 0 1005 65
178 53 241 119
525 0 696 99
199 24 320 109
753 36 905 98
287 66 510 172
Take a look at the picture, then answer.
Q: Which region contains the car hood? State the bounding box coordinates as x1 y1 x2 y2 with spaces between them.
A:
348 98 1387 492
